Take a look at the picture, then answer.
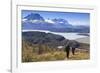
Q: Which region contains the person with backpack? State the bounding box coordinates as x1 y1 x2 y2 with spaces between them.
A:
65 44 70 58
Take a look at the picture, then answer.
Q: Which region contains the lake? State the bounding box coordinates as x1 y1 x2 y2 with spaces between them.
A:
22 30 89 40
48 32 89 40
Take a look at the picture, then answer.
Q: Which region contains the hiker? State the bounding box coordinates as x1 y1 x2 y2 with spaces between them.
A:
65 44 70 58
72 47 75 55
71 41 80 55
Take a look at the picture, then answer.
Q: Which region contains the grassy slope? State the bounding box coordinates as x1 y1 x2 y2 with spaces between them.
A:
68 49 90 60
22 42 90 62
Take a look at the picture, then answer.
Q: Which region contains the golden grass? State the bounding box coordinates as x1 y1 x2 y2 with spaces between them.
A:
22 49 90 62
22 51 66 62
68 50 90 60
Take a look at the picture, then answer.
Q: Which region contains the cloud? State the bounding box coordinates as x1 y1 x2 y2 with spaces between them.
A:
45 19 55 24
22 19 27 22
68 21 89 26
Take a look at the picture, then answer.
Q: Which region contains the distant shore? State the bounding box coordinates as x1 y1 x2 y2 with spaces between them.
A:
75 37 90 44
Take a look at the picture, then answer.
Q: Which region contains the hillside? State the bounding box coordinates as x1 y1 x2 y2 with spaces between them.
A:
22 31 90 62
75 37 90 44
22 31 68 47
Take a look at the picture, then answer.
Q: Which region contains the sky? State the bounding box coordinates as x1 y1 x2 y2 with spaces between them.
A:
22 10 90 26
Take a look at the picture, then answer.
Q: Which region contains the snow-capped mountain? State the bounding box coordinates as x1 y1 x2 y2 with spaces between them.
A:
24 13 44 21
22 13 90 33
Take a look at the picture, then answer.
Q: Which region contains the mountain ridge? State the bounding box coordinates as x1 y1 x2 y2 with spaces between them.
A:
22 13 90 33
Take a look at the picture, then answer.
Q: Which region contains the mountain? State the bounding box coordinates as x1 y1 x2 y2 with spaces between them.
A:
72 25 90 33
52 18 72 26
22 31 80 48
24 13 44 21
22 31 68 47
22 13 90 33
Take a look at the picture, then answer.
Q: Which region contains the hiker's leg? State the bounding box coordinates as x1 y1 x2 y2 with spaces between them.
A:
66 48 70 58
72 48 75 55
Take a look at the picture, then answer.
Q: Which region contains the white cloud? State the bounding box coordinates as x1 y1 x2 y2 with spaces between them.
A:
28 20 44 23
68 21 89 26
29 20 39 23
22 19 27 22
22 19 54 24
59 21 64 24
45 19 55 24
